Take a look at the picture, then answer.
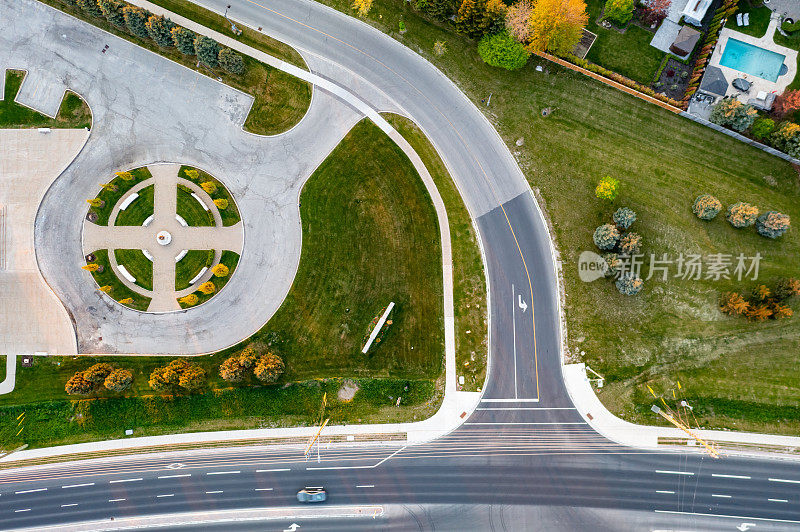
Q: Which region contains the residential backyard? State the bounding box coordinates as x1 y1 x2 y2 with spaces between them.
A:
315 0 800 435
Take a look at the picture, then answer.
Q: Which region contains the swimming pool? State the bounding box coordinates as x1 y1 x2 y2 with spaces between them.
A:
720 38 786 82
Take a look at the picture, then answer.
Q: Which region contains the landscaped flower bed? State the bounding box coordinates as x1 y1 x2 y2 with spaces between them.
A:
178 165 241 226
86 167 152 226
177 250 240 308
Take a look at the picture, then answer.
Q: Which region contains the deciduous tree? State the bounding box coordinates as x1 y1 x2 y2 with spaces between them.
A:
774 89 800 118
82 263 100 272
65 372 94 396
219 356 247 382
709 98 757 132
178 365 206 391
352 0 373 17
104 368 133 391
640 0 670 26
505 0 533 43
213 198 229 210
179 294 199 306
83 363 114 385
720 292 749 316
200 181 217 194
526 0 588 56
198 281 216 295
86 198 104 208
212 263 229 277
118 297 134 305
115 170 134 181
254 353 285 383
603 0 634 25
595 176 619 201
775 278 800 300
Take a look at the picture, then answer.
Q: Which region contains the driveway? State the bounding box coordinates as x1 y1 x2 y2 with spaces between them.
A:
3 0 364 353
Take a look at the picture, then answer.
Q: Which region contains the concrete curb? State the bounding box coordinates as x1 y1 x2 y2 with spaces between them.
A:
563 362 800 456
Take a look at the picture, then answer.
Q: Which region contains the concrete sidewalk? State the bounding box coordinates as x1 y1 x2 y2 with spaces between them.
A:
563 363 800 455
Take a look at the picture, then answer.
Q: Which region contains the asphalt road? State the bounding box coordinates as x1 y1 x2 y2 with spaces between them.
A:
4 0 800 530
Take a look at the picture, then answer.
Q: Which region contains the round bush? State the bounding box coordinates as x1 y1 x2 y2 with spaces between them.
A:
618 232 642 255
603 253 621 277
593 224 620 251
750 117 775 140
726 202 759 228
254 353 285 383
477 31 530 71
104 368 133 392
692 194 722 220
615 273 643 296
756 211 790 239
613 207 637 229
218 48 245 75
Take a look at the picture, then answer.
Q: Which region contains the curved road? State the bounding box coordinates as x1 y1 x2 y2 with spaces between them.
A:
3 0 800 530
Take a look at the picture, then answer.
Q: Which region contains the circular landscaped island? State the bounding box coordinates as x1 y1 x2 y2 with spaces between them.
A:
82 163 243 312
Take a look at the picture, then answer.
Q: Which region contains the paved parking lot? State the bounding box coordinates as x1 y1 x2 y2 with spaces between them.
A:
2 0 364 354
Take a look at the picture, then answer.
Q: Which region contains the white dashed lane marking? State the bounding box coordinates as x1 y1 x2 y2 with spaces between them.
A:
109 478 142 484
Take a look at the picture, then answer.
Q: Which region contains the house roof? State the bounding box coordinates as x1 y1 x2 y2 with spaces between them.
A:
699 66 729 97
682 0 712 21
670 26 701 56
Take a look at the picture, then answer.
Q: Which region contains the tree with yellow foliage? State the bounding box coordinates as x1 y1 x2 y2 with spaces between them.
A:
118 297 134 305
179 293 199 306
200 181 217 194
352 0 373 17
525 0 588 55
212 263 229 277
82 263 100 272
213 198 229 210
199 281 216 295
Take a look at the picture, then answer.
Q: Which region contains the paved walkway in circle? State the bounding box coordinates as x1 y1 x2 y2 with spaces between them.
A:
82 163 243 312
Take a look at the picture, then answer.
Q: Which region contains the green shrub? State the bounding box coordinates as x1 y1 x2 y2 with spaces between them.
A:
726 202 759 228
104 369 133 392
771 122 800 158
171 26 196 55
146 15 175 48
218 48 245 75
477 32 530 71
593 223 621 251
83 363 114 385
750 117 775 140
603 253 622 277
782 20 800 33
613 207 637 229
123 5 150 39
604 0 635 25
98 0 126 27
756 211 791 239
77 0 104 18
616 273 643 295
595 175 620 201
692 194 722 220
194 35 220 68
254 353 285 383
709 98 757 132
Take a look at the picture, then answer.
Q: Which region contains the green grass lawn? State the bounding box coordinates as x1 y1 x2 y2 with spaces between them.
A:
311 0 800 435
584 0 665 84
726 0 772 39
114 249 153 291
114 185 154 226
0 350 438 449
86 249 151 311
384 113 487 392
0 70 92 129
178 166 241 226
39 0 311 136
221 119 444 382
0 356 5 383
175 249 214 291
89 167 152 226
177 185 214 227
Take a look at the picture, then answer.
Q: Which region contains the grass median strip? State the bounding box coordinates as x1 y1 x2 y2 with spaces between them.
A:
0 69 92 129
38 0 310 136
384 113 487 392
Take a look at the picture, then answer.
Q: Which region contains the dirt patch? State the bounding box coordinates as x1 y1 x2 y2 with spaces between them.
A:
338 379 360 402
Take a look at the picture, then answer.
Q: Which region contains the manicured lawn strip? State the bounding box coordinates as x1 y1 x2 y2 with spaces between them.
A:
584 0 664 84
178 166 240 226
0 352 438 448
114 185 154 226
90 167 152 226
177 185 214 227
312 0 800 434
114 249 154 291
727 1 771 39
37 0 310 136
221 119 444 381
0 356 5 383
147 0 308 70
0 70 91 129
87 249 151 311
384 113 487 392
175 249 214 291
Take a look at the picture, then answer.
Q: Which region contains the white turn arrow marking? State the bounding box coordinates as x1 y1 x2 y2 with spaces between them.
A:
518 295 527 313
737 524 756 531
283 524 300 532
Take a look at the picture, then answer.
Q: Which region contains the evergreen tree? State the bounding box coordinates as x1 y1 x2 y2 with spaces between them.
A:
218 48 245 75
77 0 104 19
194 35 220 68
123 6 150 39
98 0 126 28
146 15 175 48
171 27 196 55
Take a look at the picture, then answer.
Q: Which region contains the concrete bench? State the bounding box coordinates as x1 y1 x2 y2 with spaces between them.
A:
117 264 136 283
189 266 208 285
191 192 210 211
118 193 139 211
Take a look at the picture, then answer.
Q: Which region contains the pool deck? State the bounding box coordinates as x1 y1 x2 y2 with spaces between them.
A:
709 18 797 103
